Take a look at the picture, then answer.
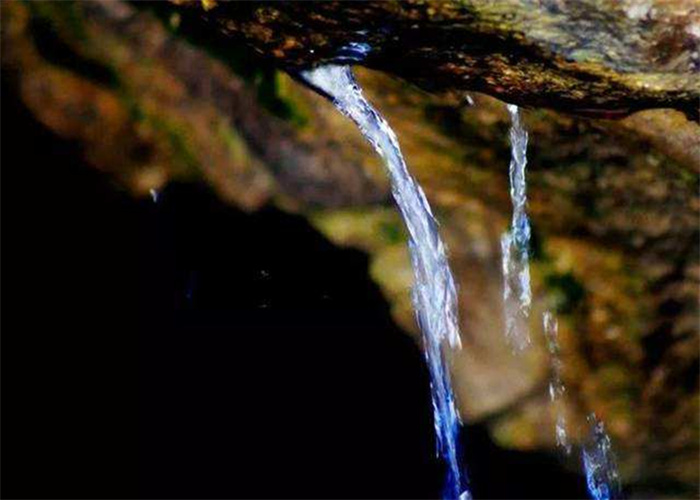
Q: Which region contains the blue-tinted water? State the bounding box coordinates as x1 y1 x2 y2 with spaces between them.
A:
299 65 470 500
582 415 622 500
501 104 532 352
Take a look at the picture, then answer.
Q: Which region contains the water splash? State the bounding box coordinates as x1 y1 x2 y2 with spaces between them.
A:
501 104 532 352
335 41 372 63
582 414 622 500
299 64 469 500
542 311 572 454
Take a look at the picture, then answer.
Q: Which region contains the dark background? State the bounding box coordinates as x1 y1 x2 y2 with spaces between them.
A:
1 79 588 499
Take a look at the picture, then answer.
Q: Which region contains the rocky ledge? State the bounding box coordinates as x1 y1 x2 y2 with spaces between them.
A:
2 1 698 497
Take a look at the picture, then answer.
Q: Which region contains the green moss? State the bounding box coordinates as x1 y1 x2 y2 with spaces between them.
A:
597 364 634 393
122 94 200 175
310 209 407 251
150 115 200 173
138 2 308 127
545 271 586 314
528 220 545 261
29 20 119 88
135 2 257 78
379 220 405 244
665 158 700 188
255 70 309 127
25 1 119 88
218 120 251 165
26 0 87 41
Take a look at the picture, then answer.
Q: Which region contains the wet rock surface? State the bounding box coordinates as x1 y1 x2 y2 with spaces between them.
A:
2 1 698 497
170 0 700 120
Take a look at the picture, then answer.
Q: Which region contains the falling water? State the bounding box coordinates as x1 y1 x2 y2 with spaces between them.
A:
543 313 622 499
299 64 469 500
542 311 572 454
582 415 622 500
501 104 532 351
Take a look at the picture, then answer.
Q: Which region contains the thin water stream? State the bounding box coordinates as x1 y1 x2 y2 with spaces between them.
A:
501 104 532 352
543 311 572 455
299 63 624 500
299 65 469 500
543 311 621 500
583 415 622 500
501 104 622 500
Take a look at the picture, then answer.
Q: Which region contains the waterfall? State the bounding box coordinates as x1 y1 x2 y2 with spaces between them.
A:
501 104 532 352
299 64 469 500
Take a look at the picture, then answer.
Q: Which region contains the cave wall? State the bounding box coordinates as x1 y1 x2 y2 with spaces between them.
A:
2 1 698 496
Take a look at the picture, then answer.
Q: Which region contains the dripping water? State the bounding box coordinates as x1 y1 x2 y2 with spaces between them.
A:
544 313 622 499
299 64 469 500
501 104 532 352
582 414 622 500
542 311 572 455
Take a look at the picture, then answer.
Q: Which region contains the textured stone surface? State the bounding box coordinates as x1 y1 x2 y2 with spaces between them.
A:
171 0 700 120
2 1 698 497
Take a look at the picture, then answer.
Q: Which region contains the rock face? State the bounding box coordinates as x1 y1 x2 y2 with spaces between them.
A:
2 1 698 497
172 0 700 120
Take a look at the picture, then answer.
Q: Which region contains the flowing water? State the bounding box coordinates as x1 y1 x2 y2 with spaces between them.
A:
501 104 532 351
543 311 572 455
298 64 623 500
299 65 469 500
582 415 622 500
544 315 621 499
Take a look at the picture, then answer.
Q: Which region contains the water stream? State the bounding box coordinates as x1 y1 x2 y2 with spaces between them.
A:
298 63 626 500
582 415 622 500
543 311 572 455
544 310 621 500
299 65 469 500
501 104 532 352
